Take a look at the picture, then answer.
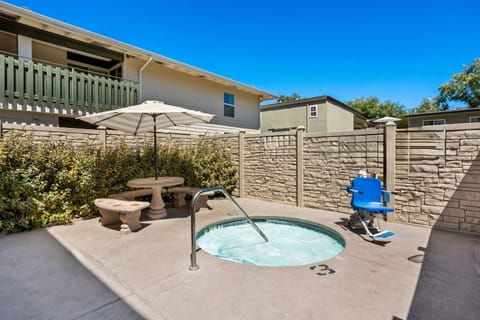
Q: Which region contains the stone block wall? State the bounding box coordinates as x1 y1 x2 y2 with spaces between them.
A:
1 123 198 149
1 124 102 146
243 134 297 204
303 130 383 213
3 122 480 234
396 125 480 233
211 134 240 196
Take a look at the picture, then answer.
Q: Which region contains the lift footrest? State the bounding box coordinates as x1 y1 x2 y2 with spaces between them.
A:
372 230 395 241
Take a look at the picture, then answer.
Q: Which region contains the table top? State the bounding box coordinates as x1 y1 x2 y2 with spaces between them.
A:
127 176 184 188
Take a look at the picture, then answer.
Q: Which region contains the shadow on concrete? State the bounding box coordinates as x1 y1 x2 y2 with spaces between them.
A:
0 229 144 320
335 218 389 247
406 152 480 320
406 228 480 320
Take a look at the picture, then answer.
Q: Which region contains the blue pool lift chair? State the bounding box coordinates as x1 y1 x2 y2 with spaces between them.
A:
346 177 395 241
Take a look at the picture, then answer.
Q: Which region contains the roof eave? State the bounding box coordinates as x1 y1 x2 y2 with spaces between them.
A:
405 107 480 118
0 1 275 101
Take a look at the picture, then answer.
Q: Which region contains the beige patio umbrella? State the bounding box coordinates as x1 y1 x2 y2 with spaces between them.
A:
77 100 214 179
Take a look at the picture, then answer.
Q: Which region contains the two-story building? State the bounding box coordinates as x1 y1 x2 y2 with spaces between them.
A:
0 2 275 131
260 95 367 133
405 107 480 127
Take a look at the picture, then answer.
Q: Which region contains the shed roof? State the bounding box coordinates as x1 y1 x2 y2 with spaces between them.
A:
404 107 480 118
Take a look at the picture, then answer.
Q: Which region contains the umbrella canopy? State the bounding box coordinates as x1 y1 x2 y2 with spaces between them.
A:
77 100 214 134
77 100 214 179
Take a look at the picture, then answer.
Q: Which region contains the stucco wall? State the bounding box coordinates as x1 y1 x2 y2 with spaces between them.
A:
260 100 356 134
0 109 58 126
260 106 307 132
0 31 16 55
306 102 327 133
123 58 261 129
325 101 355 133
32 41 67 65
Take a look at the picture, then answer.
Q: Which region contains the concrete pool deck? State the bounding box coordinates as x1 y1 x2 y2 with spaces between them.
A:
1 198 479 320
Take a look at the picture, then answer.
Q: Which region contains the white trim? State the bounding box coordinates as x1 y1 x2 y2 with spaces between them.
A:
469 116 480 123
223 92 235 118
0 2 275 101
308 105 318 118
422 119 445 126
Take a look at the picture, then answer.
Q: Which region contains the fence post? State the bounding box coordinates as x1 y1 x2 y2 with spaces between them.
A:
239 130 245 198
384 121 396 222
98 126 107 148
296 126 305 207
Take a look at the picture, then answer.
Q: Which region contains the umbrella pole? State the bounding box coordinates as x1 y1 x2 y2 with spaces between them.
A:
153 115 158 180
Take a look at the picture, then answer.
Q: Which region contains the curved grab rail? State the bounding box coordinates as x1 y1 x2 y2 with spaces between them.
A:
189 186 269 271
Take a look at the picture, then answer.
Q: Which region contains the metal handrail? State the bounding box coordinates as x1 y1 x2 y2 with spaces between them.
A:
189 186 269 271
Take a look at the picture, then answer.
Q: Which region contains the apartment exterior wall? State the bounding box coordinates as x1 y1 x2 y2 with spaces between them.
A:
260 105 307 132
1 13 267 130
31 41 68 65
126 60 261 129
0 30 16 54
261 97 363 134
325 100 355 133
306 103 327 133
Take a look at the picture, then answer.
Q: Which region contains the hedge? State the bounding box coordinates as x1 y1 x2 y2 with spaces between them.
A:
0 135 237 233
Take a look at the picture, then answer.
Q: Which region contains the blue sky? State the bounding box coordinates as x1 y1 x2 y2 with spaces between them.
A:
6 0 480 109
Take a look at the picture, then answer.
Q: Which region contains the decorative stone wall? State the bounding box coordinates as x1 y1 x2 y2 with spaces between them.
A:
211 134 240 196
242 134 298 204
303 130 383 213
1 123 198 149
396 125 480 233
1 124 102 146
3 122 480 233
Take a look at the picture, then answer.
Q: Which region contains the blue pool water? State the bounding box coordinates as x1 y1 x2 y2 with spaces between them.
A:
196 217 345 267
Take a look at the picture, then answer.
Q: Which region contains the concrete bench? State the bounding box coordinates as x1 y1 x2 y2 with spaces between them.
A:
108 188 154 201
94 198 150 234
168 187 214 211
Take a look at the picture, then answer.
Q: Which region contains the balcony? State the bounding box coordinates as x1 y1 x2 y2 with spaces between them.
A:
0 53 139 115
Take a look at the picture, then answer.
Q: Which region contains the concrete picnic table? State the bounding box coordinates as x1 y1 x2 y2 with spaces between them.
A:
127 176 184 219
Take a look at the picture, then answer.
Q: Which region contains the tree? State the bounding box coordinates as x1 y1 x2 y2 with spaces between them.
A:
347 97 406 119
436 58 480 109
277 93 301 103
410 97 446 114
347 97 407 128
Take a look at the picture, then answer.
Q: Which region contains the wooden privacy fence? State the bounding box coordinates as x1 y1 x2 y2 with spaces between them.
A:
0 54 139 113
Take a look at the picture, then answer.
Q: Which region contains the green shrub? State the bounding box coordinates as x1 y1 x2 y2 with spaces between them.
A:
0 135 237 233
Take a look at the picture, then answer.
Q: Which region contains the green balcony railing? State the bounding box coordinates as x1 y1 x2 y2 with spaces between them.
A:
0 54 139 114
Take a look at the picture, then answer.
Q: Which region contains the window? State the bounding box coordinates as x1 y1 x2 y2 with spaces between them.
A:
423 119 445 126
268 127 296 133
308 105 318 118
470 116 480 123
224 93 235 117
